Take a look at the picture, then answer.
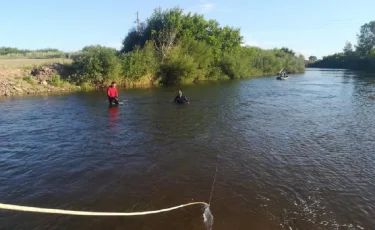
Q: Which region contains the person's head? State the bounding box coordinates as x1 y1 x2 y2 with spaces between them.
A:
178 90 182 97
111 81 116 88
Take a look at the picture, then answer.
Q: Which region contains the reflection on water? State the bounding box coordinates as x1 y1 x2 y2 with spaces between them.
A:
0 68 375 230
108 105 119 124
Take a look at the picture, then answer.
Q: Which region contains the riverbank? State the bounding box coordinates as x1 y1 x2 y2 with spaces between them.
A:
0 65 159 97
0 63 305 97
0 60 78 96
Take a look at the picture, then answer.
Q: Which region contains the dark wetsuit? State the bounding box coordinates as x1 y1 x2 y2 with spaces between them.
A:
174 95 189 104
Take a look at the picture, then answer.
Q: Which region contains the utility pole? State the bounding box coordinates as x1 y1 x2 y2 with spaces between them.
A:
134 11 141 34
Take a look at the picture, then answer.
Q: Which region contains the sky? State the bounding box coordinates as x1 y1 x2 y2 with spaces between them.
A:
0 0 374 59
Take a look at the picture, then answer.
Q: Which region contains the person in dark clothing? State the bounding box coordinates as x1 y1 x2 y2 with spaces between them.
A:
107 81 119 106
174 90 189 104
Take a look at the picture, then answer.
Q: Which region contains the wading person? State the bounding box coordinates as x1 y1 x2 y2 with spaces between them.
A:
107 81 119 106
174 90 189 104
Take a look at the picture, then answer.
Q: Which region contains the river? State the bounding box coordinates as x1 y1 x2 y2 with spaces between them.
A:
1 68 374 230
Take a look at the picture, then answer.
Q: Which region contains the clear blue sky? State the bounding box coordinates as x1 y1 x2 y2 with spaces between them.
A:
0 0 374 58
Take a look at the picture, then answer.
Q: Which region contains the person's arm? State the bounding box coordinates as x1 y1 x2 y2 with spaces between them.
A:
107 88 112 98
115 89 119 98
182 96 189 103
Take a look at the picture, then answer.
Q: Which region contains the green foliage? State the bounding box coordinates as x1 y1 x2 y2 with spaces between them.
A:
72 45 121 85
80 82 93 91
120 41 159 82
310 21 375 72
121 7 242 61
280 47 295 56
217 47 304 79
343 41 353 54
309 56 317 62
50 74 67 87
118 6 303 85
309 52 375 72
23 75 36 85
0 47 78 59
356 21 375 55
0 47 61 55
122 29 145 53
12 6 304 90
161 46 199 84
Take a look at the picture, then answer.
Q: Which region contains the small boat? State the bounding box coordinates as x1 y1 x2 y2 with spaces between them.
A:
276 68 290 80
276 76 289 80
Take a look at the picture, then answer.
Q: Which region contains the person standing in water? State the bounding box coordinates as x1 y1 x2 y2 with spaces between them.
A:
174 90 189 104
107 81 119 106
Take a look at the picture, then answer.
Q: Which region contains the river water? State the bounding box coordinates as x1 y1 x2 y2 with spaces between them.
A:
0 68 374 230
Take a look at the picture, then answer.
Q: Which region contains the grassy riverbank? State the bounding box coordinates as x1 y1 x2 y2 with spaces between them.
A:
1 6 306 96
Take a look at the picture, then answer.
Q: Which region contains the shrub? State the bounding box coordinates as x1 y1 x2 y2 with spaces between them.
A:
80 82 93 91
23 75 36 85
50 74 64 87
72 45 121 85
120 41 159 82
160 45 199 84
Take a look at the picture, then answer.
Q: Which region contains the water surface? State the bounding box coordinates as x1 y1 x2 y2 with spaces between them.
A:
1 69 374 229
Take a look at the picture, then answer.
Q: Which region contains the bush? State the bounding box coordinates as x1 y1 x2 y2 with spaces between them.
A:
80 82 93 91
161 52 198 84
50 74 64 87
160 38 215 84
72 45 121 85
120 41 159 82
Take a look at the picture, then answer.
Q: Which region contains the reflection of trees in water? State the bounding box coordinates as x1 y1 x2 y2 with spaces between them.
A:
349 71 375 102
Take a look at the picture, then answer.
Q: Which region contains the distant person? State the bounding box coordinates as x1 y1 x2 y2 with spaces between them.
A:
174 90 189 104
107 81 119 106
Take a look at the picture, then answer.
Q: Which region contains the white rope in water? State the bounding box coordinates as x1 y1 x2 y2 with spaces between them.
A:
0 151 220 230
208 154 220 205
0 202 208 216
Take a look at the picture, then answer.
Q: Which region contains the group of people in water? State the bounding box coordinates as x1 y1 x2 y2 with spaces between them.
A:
107 81 189 106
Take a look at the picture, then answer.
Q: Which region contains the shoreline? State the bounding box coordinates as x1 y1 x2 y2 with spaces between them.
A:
0 62 305 98
0 72 306 98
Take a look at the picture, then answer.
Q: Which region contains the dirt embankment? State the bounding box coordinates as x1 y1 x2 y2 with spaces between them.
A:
0 63 77 97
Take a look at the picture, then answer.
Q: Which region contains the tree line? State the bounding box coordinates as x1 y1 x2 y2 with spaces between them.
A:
4 7 306 87
0 47 62 55
0 47 79 59
308 21 375 72
69 7 305 87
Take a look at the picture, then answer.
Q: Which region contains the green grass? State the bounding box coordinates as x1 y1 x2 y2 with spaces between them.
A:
50 74 63 87
50 74 72 88
80 82 93 91
22 75 36 85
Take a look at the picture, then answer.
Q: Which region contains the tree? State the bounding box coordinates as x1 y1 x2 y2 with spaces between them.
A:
356 21 375 55
281 47 295 56
120 7 242 61
343 41 353 53
309 56 317 62
117 6 305 85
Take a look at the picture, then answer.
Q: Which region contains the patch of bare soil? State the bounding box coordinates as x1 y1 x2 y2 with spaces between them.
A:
0 64 77 97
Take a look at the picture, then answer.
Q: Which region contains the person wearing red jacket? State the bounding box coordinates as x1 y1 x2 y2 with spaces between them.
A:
107 81 119 106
